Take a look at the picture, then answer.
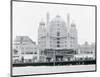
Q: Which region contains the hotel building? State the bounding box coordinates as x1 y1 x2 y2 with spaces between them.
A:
12 36 39 63
38 13 78 62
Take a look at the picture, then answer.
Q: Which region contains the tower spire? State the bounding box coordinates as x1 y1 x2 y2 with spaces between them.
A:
47 12 50 25
67 13 70 29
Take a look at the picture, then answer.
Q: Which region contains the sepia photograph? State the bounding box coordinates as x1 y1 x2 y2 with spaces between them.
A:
11 0 96 76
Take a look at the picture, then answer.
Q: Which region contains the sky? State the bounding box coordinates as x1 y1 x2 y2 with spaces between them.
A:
12 1 95 45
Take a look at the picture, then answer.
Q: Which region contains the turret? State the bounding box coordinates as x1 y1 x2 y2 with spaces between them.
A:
38 19 46 38
69 22 78 50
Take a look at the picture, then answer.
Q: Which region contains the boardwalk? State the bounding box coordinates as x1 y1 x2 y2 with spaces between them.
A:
13 65 95 76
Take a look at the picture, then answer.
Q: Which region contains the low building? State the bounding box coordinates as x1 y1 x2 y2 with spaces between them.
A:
12 36 39 63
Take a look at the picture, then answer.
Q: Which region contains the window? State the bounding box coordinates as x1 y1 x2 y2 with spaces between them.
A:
16 46 18 49
65 41 67 43
50 44 52 47
13 49 18 55
21 52 24 54
57 45 60 47
26 52 33 54
70 45 72 47
57 41 60 43
57 28 60 30
57 32 60 36
57 38 60 40
57 23 60 26
65 45 67 47
70 36 75 39
34 52 37 54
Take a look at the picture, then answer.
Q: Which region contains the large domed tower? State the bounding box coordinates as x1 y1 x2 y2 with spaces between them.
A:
47 15 68 49
38 14 78 62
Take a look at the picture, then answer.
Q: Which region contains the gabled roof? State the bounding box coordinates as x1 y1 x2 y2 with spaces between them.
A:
14 36 36 44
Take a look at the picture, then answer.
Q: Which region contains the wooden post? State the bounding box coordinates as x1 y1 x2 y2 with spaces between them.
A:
54 50 56 66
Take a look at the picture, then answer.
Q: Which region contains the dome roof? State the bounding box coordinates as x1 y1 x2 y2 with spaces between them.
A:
71 23 76 27
39 20 45 25
48 15 67 37
50 15 66 25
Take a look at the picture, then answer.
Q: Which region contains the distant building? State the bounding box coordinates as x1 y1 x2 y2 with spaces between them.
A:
38 13 78 62
12 36 39 63
74 42 95 61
